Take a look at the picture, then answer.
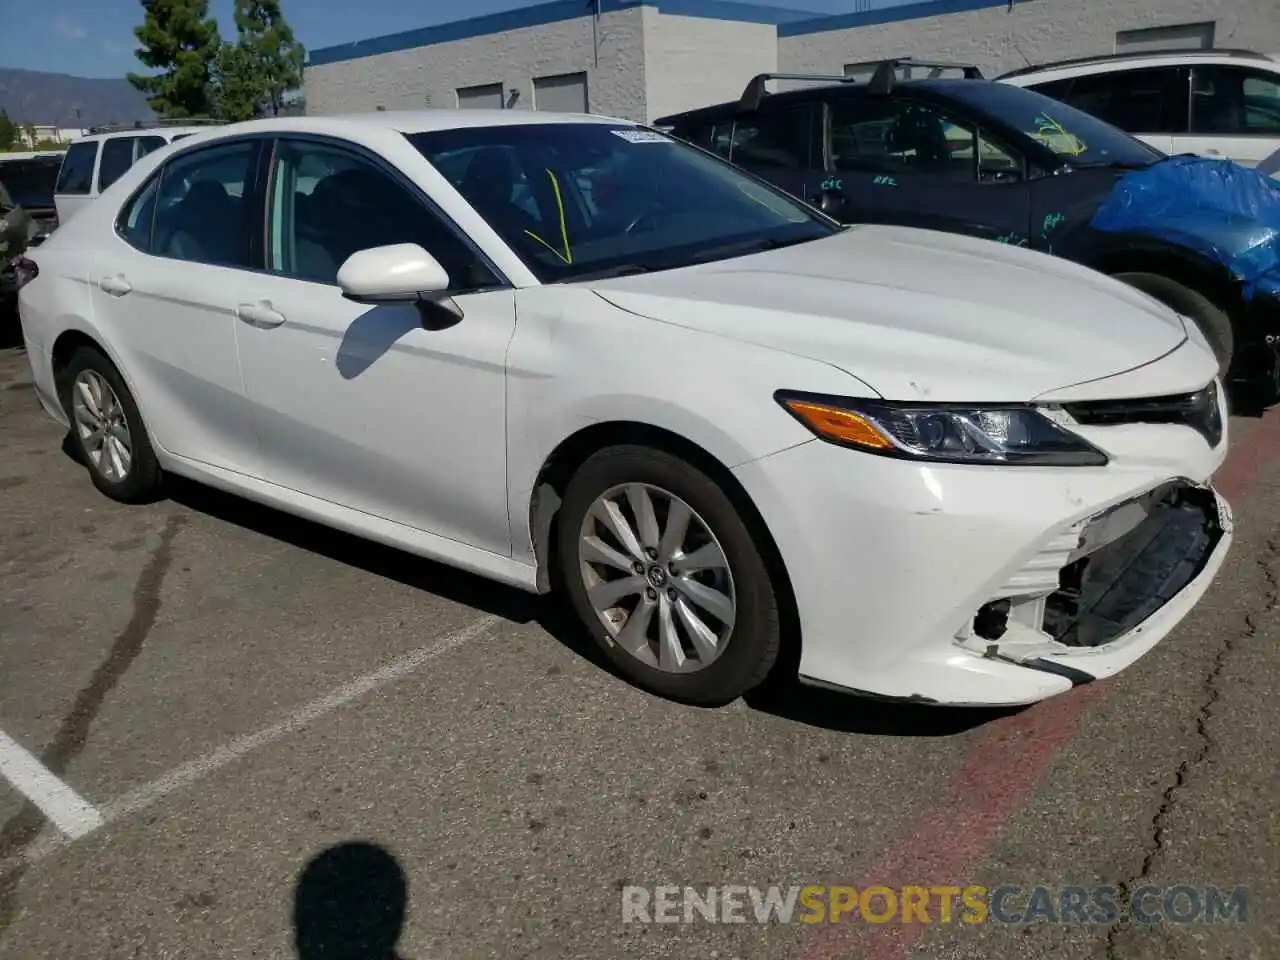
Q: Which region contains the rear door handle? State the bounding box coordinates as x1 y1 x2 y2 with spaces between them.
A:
235 302 287 329
98 275 132 296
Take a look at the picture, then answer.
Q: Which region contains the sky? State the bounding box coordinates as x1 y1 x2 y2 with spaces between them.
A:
0 0 887 79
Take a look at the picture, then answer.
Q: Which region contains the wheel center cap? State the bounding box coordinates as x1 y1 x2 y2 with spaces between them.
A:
647 565 667 588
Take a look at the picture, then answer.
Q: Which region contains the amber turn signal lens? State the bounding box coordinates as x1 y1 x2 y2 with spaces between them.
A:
780 398 895 450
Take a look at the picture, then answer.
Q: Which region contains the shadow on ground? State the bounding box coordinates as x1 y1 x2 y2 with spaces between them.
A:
61 453 1014 739
295 841 409 960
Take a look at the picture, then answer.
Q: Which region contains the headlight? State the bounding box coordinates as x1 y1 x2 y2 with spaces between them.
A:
775 391 1108 466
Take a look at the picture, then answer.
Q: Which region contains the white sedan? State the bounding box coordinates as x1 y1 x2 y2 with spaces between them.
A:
14 110 1233 708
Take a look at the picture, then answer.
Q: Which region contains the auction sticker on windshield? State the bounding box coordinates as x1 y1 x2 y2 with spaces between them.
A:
611 129 672 144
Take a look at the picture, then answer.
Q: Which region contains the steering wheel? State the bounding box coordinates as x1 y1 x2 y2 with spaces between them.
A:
622 206 665 234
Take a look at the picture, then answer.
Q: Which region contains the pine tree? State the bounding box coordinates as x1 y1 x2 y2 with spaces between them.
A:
127 0 222 118
215 0 305 121
0 111 16 151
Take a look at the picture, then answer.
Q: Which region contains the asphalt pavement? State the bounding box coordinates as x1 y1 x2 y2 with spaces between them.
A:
0 341 1276 960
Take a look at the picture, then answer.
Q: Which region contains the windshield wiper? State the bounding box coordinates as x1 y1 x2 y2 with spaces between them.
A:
562 263 658 282
687 234 809 265
1067 159 1156 171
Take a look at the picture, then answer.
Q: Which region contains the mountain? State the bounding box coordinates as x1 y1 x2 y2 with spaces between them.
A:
0 69 154 128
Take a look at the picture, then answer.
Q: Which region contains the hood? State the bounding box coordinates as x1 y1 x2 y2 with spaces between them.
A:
586 225 1188 402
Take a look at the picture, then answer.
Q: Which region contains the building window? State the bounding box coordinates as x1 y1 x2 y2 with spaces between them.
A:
533 72 589 114
1115 22 1215 54
456 83 505 110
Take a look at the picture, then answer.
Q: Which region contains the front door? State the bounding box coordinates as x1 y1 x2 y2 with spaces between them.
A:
231 135 516 555
823 95 1032 244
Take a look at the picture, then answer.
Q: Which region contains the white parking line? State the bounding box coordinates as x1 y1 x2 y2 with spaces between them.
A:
4 613 501 870
0 730 103 839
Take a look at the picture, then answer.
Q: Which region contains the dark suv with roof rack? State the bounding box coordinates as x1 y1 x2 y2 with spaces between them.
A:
656 61 1280 402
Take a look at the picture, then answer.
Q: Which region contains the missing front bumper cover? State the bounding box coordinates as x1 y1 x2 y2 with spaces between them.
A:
1041 483 1223 648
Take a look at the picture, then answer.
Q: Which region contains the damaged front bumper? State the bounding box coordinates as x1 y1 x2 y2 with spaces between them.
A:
958 480 1232 688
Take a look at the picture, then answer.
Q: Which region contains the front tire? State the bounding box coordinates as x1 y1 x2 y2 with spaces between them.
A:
557 445 782 706
59 346 163 504
1113 271 1234 377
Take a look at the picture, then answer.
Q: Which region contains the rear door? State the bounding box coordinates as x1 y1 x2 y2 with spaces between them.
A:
53 139 99 222
1177 64 1280 165
822 94 1032 243
87 137 266 475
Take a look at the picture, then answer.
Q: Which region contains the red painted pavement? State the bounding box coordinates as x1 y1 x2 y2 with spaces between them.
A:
799 404 1280 960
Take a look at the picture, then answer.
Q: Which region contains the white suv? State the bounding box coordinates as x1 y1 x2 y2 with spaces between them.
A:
999 49 1280 167
53 121 224 224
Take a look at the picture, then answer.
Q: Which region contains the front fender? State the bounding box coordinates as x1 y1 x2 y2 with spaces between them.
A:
504 286 862 567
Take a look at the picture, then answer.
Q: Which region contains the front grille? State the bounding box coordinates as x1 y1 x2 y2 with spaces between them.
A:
1062 382 1222 448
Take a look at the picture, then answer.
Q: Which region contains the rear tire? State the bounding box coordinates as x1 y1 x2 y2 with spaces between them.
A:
557 445 782 707
58 347 163 504
1113 271 1233 377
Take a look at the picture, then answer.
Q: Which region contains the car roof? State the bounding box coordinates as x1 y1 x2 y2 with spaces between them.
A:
145 110 638 145
998 48 1279 82
71 125 218 145
655 78 979 125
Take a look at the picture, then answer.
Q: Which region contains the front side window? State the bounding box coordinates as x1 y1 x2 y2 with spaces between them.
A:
1191 66 1280 134
55 141 98 195
150 141 259 268
98 137 139 191
729 106 813 169
828 97 1018 180
944 82 1165 168
266 138 500 290
410 122 835 283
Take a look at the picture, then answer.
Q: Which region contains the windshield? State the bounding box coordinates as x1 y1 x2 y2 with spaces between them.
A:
945 82 1165 169
0 158 62 205
408 122 837 282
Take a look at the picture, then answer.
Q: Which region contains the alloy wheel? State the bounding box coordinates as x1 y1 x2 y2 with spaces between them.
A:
71 369 133 483
578 482 736 674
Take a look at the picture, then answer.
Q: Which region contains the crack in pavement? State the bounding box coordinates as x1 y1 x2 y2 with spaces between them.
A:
1103 537 1280 958
0 512 186 938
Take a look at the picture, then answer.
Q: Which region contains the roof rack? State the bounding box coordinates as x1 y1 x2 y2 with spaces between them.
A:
997 47 1271 80
738 73 858 112
737 59 984 111
86 117 226 136
866 58 984 94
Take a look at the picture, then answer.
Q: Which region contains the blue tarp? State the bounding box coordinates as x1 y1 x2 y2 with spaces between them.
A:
1090 155 1280 301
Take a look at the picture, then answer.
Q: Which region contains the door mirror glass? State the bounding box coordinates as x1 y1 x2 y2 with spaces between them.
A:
337 243 451 302
817 188 847 217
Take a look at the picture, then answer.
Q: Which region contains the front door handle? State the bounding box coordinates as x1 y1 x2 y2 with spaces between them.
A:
98 275 132 296
235 302 287 329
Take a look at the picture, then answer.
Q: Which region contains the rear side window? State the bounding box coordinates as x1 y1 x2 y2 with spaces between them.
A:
1026 78 1074 102
116 172 162 252
137 136 167 157
56 141 98 195
729 104 813 169
98 137 139 191
150 140 260 269
1059 67 1189 134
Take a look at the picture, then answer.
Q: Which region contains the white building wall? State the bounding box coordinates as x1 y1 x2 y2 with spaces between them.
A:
304 7 648 121
641 9 777 122
778 0 1280 79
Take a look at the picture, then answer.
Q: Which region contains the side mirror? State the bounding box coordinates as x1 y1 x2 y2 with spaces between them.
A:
816 188 847 218
337 243 450 303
